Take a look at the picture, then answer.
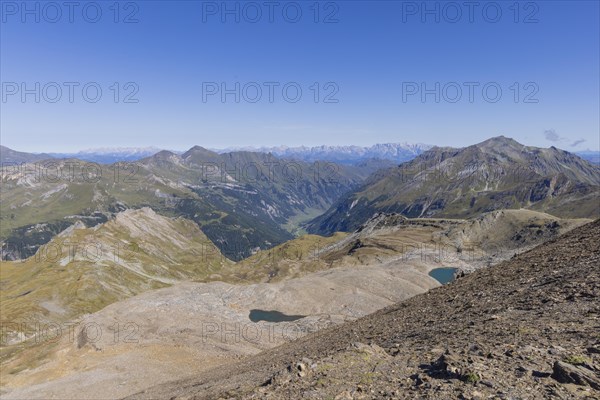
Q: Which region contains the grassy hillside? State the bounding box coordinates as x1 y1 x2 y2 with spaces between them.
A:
0 208 232 341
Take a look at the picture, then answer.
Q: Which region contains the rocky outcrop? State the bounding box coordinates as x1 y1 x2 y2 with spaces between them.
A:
552 361 600 390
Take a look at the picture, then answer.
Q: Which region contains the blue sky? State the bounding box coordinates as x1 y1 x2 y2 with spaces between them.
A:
1 0 598 152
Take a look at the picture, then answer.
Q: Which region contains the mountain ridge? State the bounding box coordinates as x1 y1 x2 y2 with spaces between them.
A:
1 147 380 261
213 142 433 164
0 146 53 164
306 137 600 234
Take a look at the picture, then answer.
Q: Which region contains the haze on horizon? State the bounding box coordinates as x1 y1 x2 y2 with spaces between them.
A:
3 137 599 157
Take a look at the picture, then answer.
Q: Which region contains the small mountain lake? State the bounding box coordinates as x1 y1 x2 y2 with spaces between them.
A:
429 268 458 285
249 309 306 323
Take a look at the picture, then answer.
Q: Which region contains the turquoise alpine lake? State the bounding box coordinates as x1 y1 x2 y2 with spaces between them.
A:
429 268 458 285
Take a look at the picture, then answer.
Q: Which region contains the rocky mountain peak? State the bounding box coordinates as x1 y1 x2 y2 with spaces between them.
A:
182 145 218 159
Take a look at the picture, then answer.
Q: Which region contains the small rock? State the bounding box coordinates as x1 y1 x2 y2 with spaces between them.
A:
410 373 424 386
587 346 600 354
296 362 307 377
472 390 485 399
515 365 529 377
433 352 462 377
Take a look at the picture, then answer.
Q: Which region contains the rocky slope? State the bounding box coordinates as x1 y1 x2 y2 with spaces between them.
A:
307 137 600 235
0 264 438 400
128 218 600 399
0 210 591 399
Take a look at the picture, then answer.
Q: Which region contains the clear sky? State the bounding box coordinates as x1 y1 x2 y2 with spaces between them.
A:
1 0 598 152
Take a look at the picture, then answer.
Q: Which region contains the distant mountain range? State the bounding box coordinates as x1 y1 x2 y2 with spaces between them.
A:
3 143 433 165
3 143 598 165
213 143 433 164
47 147 165 164
306 136 600 234
576 150 600 164
2 138 599 259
